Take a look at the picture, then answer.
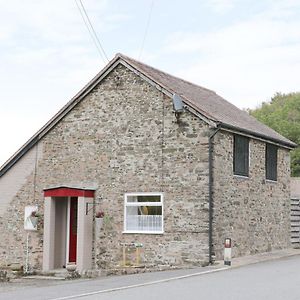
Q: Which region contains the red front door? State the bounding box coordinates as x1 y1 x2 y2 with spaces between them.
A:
69 197 78 263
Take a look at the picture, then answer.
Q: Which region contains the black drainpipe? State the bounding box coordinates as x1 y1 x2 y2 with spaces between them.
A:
208 124 221 264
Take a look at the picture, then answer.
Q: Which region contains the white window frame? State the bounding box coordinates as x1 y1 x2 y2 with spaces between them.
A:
123 192 164 234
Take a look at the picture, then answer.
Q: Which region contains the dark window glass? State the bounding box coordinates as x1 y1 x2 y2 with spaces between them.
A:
266 144 277 181
233 135 249 176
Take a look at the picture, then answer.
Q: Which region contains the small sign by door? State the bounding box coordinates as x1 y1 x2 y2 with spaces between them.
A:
24 205 39 231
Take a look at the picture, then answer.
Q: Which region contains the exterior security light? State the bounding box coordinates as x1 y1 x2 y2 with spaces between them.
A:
172 94 184 113
172 94 184 123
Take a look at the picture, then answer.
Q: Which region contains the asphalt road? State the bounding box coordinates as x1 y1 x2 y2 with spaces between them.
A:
1 255 300 300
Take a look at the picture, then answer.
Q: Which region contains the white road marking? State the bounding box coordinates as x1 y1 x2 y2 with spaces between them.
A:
50 267 228 300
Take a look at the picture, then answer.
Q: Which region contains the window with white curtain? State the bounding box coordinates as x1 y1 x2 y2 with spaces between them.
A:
124 193 163 234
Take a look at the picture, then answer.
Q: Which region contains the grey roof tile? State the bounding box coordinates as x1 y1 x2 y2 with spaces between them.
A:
118 53 295 147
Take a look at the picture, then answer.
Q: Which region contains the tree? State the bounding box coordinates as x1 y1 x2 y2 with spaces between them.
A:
249 92 300 176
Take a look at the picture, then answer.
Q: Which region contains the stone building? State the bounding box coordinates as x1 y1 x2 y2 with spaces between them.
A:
0 53 296 274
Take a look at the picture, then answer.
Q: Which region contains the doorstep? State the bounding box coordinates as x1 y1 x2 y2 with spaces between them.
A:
23 275 66 280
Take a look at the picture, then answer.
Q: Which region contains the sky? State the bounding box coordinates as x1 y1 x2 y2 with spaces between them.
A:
0 0 300 166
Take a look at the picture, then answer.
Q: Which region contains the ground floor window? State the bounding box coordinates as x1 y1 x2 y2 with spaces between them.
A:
124 193 163 234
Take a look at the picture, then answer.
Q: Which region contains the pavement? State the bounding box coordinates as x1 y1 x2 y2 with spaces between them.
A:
0 248 299 296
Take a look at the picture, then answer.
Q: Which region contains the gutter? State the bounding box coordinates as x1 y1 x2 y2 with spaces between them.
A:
220 122 296 149
208 124 221 264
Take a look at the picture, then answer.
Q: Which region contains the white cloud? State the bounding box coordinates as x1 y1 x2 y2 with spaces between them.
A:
0 0 300 166
205 0 236 13
175 43 300 107
163 2 300 108
164 17 300 54
0 0 120 165
0 0 129 46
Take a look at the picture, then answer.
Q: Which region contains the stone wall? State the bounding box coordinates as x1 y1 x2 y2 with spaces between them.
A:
212 131 291 259
0 63 211 270
291 178 300 198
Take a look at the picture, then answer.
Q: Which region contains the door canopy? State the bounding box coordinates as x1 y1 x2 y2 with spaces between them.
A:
44 187 95 198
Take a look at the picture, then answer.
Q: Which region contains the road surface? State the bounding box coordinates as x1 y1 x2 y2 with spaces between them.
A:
1 255 300 300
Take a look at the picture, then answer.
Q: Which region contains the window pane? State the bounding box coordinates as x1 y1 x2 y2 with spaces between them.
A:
137 195 161 202
126 214 163 232
266 144 277 181
127 196 138 203
137 205 162 216
233 135 249 176
126 205 162 232
127 206 139 216
127 195 161 202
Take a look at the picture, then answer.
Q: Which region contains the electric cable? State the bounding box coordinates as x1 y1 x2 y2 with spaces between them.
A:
138 0 154 60
78 0 109 62
74 0 108 63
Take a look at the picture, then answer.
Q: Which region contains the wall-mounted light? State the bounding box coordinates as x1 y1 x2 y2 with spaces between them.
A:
172 94 184 122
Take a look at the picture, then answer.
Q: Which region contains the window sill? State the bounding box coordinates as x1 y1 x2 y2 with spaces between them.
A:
123 230 164 235
233 174 249 180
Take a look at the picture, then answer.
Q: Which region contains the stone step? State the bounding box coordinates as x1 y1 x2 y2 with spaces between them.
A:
24 275 66 280
40 268 69 279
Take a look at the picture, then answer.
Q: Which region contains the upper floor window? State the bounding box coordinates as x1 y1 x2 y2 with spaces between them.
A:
266 144 278 181
233 135 249 177
124 193 163 234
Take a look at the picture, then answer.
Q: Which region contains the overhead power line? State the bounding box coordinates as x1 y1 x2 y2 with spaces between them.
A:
139 0 155 60
75 0 109 63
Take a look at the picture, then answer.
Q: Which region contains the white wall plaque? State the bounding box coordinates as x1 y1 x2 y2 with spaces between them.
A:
24 205 39 231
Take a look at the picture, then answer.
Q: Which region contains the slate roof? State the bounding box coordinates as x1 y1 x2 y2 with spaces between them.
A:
118 53 296 148
0 53 296 177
